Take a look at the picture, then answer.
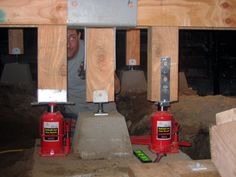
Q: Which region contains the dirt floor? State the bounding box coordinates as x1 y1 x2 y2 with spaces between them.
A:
1 83 236 177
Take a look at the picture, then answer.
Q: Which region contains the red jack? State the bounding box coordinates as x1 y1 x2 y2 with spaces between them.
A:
39 103 71 157
130 109 191 162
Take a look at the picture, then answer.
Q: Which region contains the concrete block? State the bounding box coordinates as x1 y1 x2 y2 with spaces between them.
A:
120 70 146 95
73 111 132 159
1 63 32 85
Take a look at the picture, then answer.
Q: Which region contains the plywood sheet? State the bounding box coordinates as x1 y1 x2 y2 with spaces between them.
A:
128 160 220 177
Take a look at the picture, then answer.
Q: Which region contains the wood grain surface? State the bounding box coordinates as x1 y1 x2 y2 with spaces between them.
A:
38 25 67 90
86 28 115 102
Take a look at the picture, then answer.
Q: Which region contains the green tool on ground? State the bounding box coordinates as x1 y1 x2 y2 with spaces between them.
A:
133 149 152 163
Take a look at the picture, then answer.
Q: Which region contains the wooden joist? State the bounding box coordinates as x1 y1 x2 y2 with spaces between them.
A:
0 0 236 28
8 29 24 54
138 0 236 27
128 160 220 177
0 0 67 25
38 25 67 102
147 27 178 102
126 29 140 66
210 108 236 177
85 28 115 102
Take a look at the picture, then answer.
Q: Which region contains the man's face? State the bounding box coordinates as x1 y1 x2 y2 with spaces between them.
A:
67 29 81 60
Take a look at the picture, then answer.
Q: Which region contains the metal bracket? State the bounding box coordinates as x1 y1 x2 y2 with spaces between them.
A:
93 90 108 103
94 103 109 116
160 57 170 105
68 0 137 27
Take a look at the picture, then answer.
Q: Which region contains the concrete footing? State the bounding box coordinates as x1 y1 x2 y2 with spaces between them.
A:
73 111 132 159
120 70 147 95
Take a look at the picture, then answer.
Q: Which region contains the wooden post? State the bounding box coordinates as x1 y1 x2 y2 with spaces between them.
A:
86 28 115 102
147 27 178 102
37 25 67 102
8 29 24 54
126 29 140 65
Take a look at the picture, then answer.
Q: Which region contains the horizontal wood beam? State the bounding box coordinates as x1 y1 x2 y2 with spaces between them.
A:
1 0 236 28
0 0 67 25
138 0 236 28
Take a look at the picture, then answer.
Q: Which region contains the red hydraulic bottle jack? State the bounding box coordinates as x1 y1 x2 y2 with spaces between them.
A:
130 102 191 162
39 103 71 157
130 57 191 162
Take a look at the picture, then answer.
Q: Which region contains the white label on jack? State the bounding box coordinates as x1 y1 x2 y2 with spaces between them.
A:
157 120 171 140
43 122 59 142
93 90 108 103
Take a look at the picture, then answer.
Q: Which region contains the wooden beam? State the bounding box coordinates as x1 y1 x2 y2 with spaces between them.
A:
38 25 67 102
0 0 67 25
126 29 140 66
138 0 236 27
210 118 236 177
1 0 236 28
86 28 115 102
147 27 178 102
8 29 24 54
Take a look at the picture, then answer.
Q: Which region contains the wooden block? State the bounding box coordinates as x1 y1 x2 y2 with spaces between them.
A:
126 29 140 66
0 0 67 25
128 163 177 177
147 27 178 102
168 160 220 177
210 121 236 177
138 0 236 27
85 28 115 102
216 108 236 125
8 29 24 54
38 25 67 102
128 160 220 177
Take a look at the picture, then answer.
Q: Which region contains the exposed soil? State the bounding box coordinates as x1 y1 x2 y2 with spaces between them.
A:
117 92 236 160
0 84 42 177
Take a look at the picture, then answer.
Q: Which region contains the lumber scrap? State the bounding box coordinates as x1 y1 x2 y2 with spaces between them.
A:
37 25 67 102
85 28 115 102
8 29 24 54
128 160 220 177
215 108 236 125
147 27 178 102
0 0 67 25
210 109 236 177
126 29 140 66
137 0 236 27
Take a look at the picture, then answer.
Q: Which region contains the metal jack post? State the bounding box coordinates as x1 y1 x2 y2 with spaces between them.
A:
94 102 108 116
128 65 134 71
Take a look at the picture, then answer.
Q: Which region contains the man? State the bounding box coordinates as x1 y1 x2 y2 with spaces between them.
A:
66 29 120 117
